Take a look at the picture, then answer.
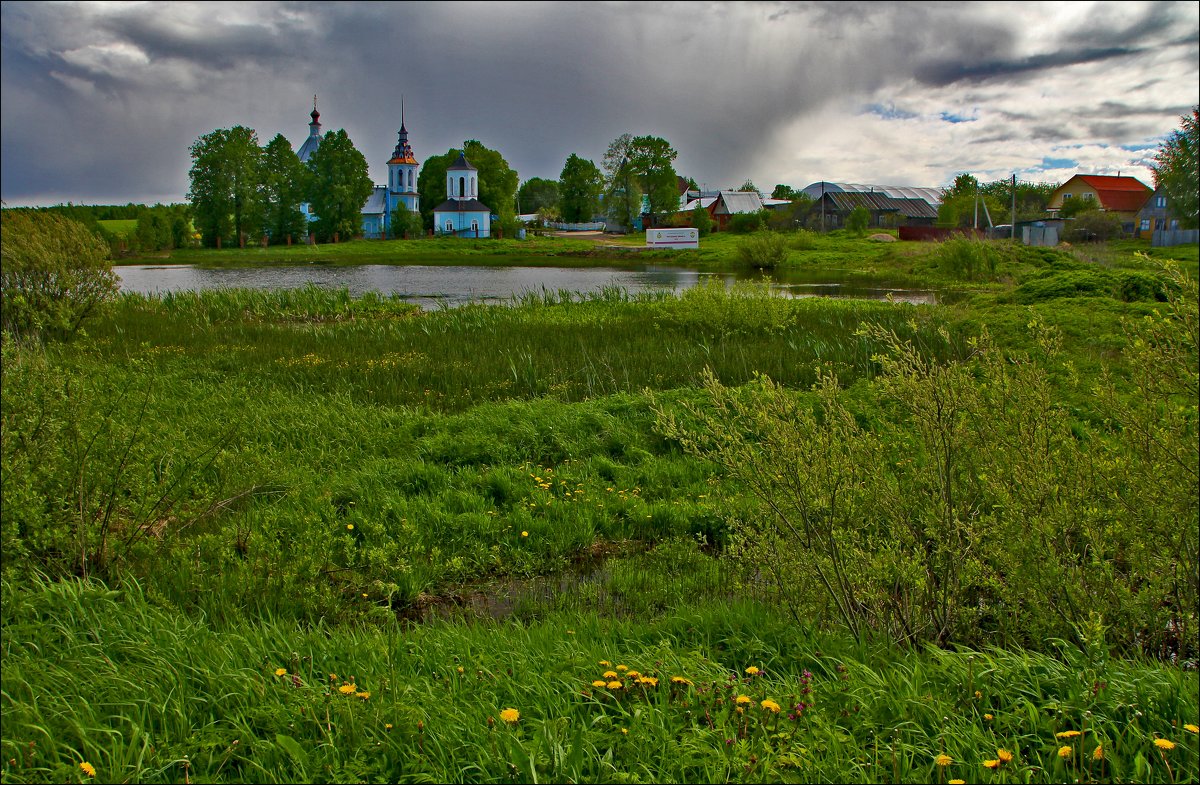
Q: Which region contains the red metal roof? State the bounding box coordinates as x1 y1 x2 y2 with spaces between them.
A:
1072 175 1152 212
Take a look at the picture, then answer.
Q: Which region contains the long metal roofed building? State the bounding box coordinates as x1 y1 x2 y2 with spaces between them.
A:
800 182 943 209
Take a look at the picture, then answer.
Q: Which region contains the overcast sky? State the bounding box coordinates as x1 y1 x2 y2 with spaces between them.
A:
2 1 1197 207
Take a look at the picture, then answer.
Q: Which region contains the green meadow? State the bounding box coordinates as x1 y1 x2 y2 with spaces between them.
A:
2 237 1197 783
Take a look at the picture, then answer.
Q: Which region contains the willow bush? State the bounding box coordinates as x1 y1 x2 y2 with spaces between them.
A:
657 263 1198 656
0 211 118 341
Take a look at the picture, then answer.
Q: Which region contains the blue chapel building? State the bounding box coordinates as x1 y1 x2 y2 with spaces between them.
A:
295 98 421 239
432 153 493 237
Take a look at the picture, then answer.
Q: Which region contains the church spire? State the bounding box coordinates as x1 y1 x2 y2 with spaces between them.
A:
310 94 320 125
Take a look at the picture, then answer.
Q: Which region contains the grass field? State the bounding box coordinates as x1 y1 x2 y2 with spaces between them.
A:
2 237 1197 783
97 218 138 238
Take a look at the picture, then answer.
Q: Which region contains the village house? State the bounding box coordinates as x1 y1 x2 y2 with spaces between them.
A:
1045 174 1152 234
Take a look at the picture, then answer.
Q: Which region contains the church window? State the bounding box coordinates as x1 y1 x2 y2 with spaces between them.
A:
459 176 466 198
445 220 453 233
408 170 413 189
471 177 476 197
472 220 479 233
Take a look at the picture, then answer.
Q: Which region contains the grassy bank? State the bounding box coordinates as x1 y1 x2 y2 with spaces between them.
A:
3 242 1197 783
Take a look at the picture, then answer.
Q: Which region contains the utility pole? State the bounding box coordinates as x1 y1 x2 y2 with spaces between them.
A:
1011 173 1017 241
974 184 979 229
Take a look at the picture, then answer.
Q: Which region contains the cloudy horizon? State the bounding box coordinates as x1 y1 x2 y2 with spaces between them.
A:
2 0 1197 208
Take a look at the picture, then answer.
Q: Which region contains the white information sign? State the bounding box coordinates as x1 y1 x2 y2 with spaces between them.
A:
646 228 699 249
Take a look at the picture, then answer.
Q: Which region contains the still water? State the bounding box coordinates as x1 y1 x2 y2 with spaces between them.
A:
115 264 939 309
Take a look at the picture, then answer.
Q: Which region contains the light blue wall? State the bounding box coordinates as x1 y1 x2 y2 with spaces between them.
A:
434 209 491 237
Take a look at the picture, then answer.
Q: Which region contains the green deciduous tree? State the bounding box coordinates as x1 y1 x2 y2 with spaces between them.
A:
629 135 679 225
771 184 798 200
389 201 422 239
602 134 643 232
418 140 520 234
517 177 559 215
305 129 373 242
558 154 604 223
1152 106 1199 229
737 179 759 193
1 210 118 340
691 203 714 237
187 126 263 247
260 133 309 244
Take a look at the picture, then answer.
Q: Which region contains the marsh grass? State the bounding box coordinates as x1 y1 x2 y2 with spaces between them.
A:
2 575 1195 784
3 254 1197 784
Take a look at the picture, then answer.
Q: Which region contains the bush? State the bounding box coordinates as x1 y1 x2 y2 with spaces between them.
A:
1 211 119 341
1065 210 1124 243
930 236 1014 281
735 231 788 269
846 205 870 236
691 204 713 237
658 267 1198 655
727 210 767 234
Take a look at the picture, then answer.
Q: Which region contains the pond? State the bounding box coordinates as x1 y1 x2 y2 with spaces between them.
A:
115 263 941 309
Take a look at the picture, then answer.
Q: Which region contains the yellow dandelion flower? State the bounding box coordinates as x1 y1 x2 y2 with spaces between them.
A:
735 695 752 705
599 660 611 667
1058 745 1073 759
338 684 357 695
625 671 641 679
997 748 1013 763
974 690 982 698
346 524 354 530
1056 730 1082 739
274 668 287 677
457 666 464 674
607 680 623 690
521 531 528 537
745 666 760 676
620 728 628 735
80 762 96 778
761 699 781 713
500 708 520 725
385 723 393 731
983 713 994 721
1185 724 1199 734
670 676 693 686
592 680 607 688
983 759 1000 769
1154 738 1175 750
949 780 966 785
934 753 952 766
357 691 371 700
616 665 628 671
603 670 619 679
1093 745 1103 760
735 706 744 714
638 676 659 687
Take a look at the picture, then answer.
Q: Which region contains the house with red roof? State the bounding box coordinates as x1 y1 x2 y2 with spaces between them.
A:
1046 174 1153 233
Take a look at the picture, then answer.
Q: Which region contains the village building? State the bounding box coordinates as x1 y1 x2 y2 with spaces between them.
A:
432 153 493 237
1045 174 1152 234
294 98 422 240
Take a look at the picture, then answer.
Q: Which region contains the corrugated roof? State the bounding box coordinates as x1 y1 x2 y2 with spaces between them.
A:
361 187 387 216
1071 175 1152 212
801 182 942 207
825 191 899 212
714 191 764 214
681 196 718 211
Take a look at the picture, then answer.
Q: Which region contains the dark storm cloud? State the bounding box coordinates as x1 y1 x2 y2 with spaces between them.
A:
914 45 1142 88
1 1 1197 206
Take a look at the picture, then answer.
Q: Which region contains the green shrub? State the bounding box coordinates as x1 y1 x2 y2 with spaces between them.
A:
1066 210 1124 243
1 210 118 340
930 236 1013 281
727 210 767 234
735 231 788 269
846 205 870 236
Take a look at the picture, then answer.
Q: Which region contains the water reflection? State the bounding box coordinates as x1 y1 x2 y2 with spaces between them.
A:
116 264 938 309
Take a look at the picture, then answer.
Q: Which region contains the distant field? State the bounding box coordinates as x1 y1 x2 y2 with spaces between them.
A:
97 218 137 237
